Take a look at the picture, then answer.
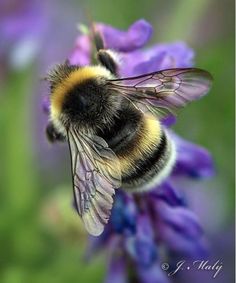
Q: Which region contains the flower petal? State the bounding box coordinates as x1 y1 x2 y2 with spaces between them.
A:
156 200 203 239
152 199 208 259
170 132 215 178
105 239 128 283
125 212 157 268
161 115 177 127
111 191 137 235
120 41 194 77
150 182 185 207
160 225 208 259
69 34 91 66
42 95 50 114
96 19 153 52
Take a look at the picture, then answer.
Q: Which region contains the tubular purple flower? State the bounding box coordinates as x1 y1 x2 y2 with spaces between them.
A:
69 34 92 66
151 197 208 258
68 19 153 67
170 131 215 178
120 41 194 77
96 19 153 52
105 240 128 283
125 212 157 268
111 192 137 236
161 114 177 127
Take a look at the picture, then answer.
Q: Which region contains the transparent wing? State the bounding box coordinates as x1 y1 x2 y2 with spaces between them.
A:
68 126 121 236
107 68 212 117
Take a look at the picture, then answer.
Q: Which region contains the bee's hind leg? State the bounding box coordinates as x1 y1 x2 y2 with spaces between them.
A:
45 122 66 143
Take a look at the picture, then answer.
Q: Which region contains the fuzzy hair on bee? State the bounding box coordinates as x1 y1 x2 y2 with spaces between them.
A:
47 62 122 134
45 29 212 236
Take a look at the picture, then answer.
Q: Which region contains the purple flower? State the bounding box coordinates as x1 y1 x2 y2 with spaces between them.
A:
96 19 153 52
45 20 214 283
67 21 194 78
69 34 92 66
104 238 128 283
68 19 153 66
0 0 45 73
120 41 194 77
170 131 215 179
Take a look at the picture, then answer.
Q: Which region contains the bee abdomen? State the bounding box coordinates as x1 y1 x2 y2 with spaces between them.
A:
123 132 167 181
122 130 176 192
98 104 176 192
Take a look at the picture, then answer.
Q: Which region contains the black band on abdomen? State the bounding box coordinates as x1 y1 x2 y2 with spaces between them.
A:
122 132 167 182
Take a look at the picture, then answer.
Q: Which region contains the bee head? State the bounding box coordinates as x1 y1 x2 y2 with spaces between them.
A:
48 63 121 132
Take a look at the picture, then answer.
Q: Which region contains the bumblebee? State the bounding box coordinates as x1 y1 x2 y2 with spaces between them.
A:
45 30 212 236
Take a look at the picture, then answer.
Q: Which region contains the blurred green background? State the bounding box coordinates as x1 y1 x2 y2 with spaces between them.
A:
0 0 234 282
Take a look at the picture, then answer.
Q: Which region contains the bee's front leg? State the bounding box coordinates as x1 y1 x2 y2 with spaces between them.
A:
45 122 66 143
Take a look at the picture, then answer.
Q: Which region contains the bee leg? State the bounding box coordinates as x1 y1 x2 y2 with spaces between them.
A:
45 122 65 143
97 50 118 76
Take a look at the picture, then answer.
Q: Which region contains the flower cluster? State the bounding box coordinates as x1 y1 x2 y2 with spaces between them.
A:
45 20 214 282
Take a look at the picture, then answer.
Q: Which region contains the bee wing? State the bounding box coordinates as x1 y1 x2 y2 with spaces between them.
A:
107 68 212 117
67 126 121 236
